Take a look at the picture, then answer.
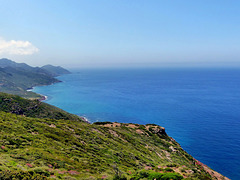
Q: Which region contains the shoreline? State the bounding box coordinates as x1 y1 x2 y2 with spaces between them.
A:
81 116 91 124
30 81 91 124
39 95 48 101
28 77 63 101
25 75 230 180
28 87 48 102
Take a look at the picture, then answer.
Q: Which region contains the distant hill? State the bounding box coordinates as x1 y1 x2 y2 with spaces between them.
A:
0 92 83 121
41 64 71 77
0 58 50 76
0 58 70 98
0 58 32 69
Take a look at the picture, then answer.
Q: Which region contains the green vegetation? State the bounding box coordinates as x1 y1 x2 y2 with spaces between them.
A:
0 80 228 179
0 66 58 98
130 170 183 180
0 92 82 121
0 105 218 179
0 58 69 99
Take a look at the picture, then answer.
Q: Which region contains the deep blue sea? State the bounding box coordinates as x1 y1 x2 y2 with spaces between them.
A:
33 68 240 179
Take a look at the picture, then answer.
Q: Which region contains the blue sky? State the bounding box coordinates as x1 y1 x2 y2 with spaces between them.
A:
0 0 240 68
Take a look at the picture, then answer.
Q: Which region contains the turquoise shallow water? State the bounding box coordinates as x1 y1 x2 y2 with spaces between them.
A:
33 68 240 179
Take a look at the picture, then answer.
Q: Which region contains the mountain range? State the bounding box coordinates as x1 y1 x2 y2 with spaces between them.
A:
0 58 70 98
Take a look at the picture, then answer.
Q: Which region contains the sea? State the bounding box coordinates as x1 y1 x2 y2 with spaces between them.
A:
33 68 240 180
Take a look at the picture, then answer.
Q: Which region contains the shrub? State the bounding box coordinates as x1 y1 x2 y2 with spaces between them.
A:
113 175 127 180
130 171 183 180
148 172 164 180
161 173 183 180
166 163 178 167
0 170 48 180
130 170 149 180
164 167 174 172
93 122 113 125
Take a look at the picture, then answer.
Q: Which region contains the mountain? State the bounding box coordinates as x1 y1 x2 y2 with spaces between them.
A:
0 93 229 180
0 58 70 98
0 58 32 69
0 58 50 76
0 58 70 77
41 64 71 77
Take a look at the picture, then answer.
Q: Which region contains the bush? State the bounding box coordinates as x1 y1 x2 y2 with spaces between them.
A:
0 170 48 180
166 163 178 167
130 170 149 180
161 173 183 180
148 172 164 180
113 175 127 180
93 121 113 125
130 171 183 180
164 167 174 172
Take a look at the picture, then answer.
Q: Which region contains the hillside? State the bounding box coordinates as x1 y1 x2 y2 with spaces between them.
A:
0 92 83 121
0 66 59 99
0 112 229 180
0 95 229 180
41 65 71 77
0 58 69 99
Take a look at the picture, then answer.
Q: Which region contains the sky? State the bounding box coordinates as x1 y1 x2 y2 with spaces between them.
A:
0 0 240 68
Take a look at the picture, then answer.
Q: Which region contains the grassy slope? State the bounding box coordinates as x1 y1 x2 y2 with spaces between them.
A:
0 111 224 180
0 93 82 121
0 93 229 180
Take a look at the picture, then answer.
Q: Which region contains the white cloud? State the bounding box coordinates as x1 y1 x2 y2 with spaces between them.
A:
0 37 39 55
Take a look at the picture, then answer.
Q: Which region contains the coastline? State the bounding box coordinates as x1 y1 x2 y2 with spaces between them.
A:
39 95 48 101
26 70 233 179
27 84 230 180
30 81 91 124
27 87 48 101
81 116 91 124
28 76 64 101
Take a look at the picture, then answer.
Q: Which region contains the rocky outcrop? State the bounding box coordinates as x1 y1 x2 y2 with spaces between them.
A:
146 124 168 137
